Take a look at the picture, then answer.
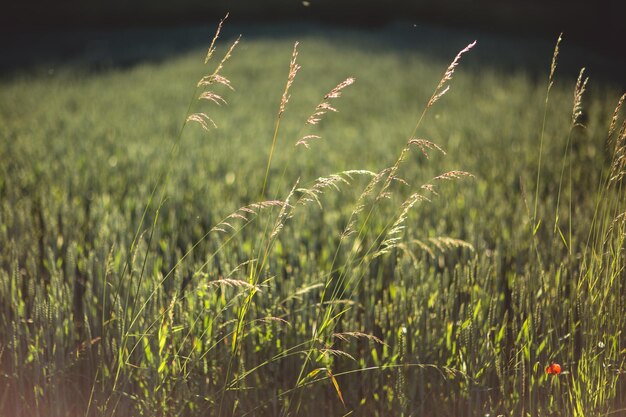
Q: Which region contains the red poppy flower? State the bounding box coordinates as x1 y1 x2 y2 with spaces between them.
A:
545 363 562 375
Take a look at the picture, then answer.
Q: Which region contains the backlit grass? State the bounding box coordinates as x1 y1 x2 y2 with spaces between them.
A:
0 21 624 417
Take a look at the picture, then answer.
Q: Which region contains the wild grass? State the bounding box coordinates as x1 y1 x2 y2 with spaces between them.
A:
0 19 625 417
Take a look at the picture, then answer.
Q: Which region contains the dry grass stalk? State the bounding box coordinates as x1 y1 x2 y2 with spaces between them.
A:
338 43 478 246
198 30 240 89
199 91 227 106
571 68 589 127
198 74 234 90
376 192 431 256
296 170 376 208
376 169 472 257
377 149 411 201
207 278 259 290
269 181 298 240
433 170 473 181
420 183 438 196
342 168 393 238
210 36 241 81
186 113 216 131
608 93 626 143
428 237 474 252
196 42 240 98
254 316 291 326
189 27 240 132
210 201 285 234
319 348 356 361
398 240 436 259
398 237 473 261
378 138 446 202
533 33 563 226
297 78 355 149
610 120 626 183
548 33 563 94
279 42 301 119
295 134 321 149
306 77 355 125
332 331 384 345
204 13 228 64
408 138 446 159
427 41 477 108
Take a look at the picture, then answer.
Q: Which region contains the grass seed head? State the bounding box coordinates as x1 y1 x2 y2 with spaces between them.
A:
608 92 626 142
428 40 476 108
279 42 301 118
204 13 228 64
571 68 589 127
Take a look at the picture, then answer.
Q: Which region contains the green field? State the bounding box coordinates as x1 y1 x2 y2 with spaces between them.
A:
1 22 625 416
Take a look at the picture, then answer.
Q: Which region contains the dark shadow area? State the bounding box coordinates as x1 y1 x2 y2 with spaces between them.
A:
1 20 623 91
1 0 623 60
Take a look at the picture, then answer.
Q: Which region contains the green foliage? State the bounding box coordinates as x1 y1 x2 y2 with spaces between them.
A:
0 23 624 417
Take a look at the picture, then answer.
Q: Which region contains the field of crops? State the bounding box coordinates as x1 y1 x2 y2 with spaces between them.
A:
1 20 625 416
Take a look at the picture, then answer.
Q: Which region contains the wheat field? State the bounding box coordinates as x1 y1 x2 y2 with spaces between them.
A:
1 19 625 417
